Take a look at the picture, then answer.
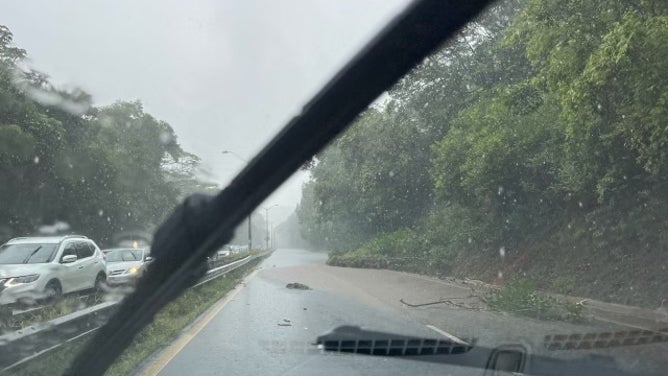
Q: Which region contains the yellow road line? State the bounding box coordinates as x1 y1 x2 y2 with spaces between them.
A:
138 269 260 376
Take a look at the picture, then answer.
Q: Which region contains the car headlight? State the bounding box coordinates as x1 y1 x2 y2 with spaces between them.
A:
6 274 40 286
127 266 140 274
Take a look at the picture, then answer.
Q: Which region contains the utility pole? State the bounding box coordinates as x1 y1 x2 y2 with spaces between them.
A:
263 204 278 250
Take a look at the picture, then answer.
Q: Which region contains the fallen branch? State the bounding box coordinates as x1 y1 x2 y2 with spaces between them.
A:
400 298 451 307
400 296 487 311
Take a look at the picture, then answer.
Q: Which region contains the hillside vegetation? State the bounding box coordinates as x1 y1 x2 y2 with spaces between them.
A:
298 0 668 307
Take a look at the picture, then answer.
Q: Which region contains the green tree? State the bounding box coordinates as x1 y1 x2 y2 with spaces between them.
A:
0 25 205 245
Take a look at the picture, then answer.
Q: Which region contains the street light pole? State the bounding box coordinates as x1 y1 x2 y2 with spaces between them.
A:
221 150 253 252
263 204 278 250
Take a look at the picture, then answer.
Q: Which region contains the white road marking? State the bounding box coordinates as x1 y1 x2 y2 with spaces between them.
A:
426 324 469 345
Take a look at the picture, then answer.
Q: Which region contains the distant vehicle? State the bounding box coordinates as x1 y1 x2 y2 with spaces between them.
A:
0 235 106 306
205 247 236 269
228 245 248 254
103 247 152 286
217 249 231 258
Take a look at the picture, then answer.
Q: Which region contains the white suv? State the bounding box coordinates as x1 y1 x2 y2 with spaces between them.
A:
0 235 107 306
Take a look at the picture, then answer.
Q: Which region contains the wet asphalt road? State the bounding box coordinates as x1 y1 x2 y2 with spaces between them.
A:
155 249 668 376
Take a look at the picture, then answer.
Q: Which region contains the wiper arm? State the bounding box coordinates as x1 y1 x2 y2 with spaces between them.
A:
22 246 42 264
64 1 495 375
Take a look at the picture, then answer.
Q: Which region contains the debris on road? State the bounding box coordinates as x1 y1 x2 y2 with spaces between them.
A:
278 322 292 327
400 296 486 311
283 318 291 323
461 278 486 287
286 282 311 290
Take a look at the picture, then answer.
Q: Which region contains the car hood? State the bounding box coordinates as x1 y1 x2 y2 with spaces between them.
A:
0 263 47 278
106 261 142 271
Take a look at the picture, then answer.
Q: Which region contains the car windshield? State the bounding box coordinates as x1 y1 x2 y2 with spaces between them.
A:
105 249 143 263
0 243 57 264
1 1 668 376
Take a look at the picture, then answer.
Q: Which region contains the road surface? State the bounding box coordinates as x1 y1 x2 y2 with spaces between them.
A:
148 249 667 376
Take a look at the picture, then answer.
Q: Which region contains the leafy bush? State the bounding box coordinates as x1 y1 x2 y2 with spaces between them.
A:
487 277 583 322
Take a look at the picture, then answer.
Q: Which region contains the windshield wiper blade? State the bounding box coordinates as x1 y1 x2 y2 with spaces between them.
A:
22 246 41 264
64 1 495 375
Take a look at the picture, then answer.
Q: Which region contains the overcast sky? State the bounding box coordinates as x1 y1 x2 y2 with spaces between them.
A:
0 0 409 224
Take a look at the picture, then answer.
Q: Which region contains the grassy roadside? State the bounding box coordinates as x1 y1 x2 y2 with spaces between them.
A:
485 278 584 322
327 212 668 310
5 257 263 376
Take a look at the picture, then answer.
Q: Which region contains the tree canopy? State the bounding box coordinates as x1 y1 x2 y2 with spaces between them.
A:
0 25 213 245
298 0 668 305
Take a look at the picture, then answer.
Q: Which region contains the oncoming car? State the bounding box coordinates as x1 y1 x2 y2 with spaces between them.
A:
102 247 152 286
0 235 106 306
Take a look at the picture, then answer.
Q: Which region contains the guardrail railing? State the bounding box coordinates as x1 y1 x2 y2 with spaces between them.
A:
0 252 266 373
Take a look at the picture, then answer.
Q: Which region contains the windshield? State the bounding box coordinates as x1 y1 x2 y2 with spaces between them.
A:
0 243 57 264
104 249 143 263
1 1 668 376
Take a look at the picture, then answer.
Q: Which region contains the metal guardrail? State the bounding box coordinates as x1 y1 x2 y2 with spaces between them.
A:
0 302 117 370
0 253 264 373
194 255 252 287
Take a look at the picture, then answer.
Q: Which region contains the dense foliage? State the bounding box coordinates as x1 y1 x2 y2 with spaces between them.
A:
0 25 213 246
298 0 668 305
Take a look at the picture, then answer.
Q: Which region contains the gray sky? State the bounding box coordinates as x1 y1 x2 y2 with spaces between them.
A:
0 0 409 224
